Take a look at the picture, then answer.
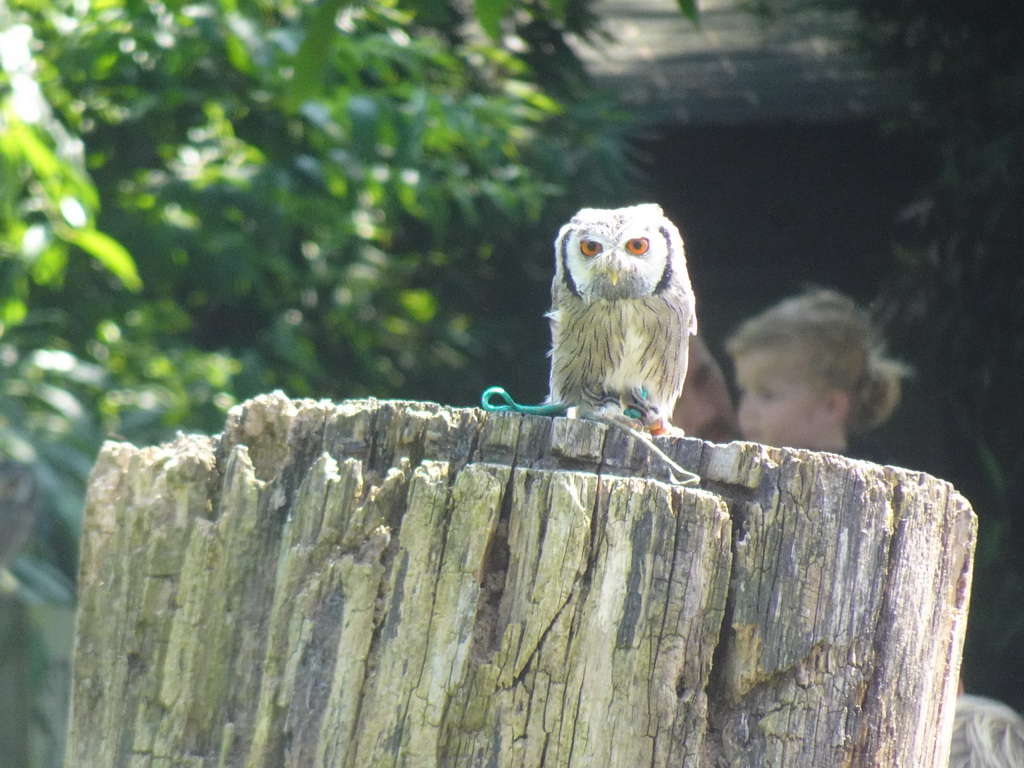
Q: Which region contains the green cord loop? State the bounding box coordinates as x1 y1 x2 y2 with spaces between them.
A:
483 386 647 420
480 386 568 416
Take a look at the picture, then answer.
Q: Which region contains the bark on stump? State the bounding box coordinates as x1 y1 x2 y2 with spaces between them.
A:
67 393 976 767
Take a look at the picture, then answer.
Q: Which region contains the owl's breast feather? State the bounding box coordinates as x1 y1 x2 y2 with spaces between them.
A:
548 286 690 407
602 300 660 394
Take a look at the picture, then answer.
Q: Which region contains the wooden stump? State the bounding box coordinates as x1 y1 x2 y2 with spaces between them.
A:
66 393 976 767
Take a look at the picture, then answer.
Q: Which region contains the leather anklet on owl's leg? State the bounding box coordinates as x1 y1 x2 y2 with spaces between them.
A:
579 385 644 429
624 386 667 435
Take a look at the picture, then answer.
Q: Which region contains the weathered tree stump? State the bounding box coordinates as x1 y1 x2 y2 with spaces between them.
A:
67 393 976 767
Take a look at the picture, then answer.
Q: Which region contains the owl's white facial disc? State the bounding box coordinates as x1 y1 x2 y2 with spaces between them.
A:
555 203 681 302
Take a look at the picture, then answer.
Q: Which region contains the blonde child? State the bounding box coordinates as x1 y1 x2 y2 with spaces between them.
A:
726 288 909 454
949 694 1024 768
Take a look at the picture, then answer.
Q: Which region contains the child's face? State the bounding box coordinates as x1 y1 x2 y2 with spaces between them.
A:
733 349 849 451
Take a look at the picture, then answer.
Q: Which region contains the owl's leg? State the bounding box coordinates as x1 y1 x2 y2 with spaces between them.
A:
625 387 683 437
579 385 645 429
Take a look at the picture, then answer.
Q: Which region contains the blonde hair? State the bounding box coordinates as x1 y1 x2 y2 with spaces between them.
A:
949 695 1024 768
726 288 911 435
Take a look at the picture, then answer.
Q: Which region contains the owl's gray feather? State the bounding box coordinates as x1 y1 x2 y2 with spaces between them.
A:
547 204 696 431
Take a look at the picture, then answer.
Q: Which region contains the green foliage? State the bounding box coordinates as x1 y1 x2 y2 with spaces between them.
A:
12 0 635 408
1 0 643 761
1 0 639 693
0 0 640 503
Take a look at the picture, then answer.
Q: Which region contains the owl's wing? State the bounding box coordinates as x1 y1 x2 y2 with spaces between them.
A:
676 267 698 336
546 277 564 349
546 280 565 400
547 280 594 405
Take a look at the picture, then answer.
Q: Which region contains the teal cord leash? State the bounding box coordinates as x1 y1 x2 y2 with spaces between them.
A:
480 386 569 417
481 386 643 420
480 386 700 487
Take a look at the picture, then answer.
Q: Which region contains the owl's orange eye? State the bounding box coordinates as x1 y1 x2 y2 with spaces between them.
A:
579 239 603 257
625 238 649 255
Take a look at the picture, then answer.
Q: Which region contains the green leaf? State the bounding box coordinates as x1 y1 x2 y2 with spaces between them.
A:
65 228 143 291
9 555 75 607
0 298 28 326
474 0 510 40
7 120 61 180
5 119 99 210
223 13 257 75
675 0 700 25
288 0 352 109
400 289 437 323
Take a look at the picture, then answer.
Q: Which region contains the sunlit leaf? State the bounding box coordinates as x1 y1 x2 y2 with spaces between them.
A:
223 13 260 75
289 0 352 109
474 0 509 40
29 243 68 287
0 298 28 326
5 118 99 209
400 288 437 323
7 119 61 179
59 197 88 228
64 228 142 291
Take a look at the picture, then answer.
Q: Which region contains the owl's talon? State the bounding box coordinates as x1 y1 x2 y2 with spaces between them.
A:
649 419 684 437
613 413 647 432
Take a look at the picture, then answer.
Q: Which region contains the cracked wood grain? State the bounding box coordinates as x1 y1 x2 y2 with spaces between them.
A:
68 393 975 767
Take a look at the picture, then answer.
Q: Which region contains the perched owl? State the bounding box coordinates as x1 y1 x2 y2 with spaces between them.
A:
547 203 697 435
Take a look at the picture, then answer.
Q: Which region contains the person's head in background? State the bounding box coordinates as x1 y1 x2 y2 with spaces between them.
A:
673 335 740 443
726 288 910 454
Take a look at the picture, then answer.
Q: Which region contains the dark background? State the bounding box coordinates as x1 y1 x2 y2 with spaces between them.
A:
646 121 945 471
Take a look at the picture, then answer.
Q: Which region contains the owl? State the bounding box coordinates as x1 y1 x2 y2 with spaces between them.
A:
547 203 697 435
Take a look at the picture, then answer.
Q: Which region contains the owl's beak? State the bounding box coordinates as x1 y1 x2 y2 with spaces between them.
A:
596 260 621 286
